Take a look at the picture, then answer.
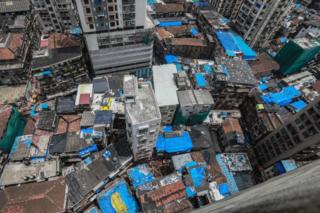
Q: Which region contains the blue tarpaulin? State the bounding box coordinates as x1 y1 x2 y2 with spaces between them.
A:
258 84 268 91
219 183 230 197
203 64 213 73
98 180 139 213
86 207 99 213
281 160 297 172
79 144 98 157
156 126 193 153
9 135 32 159
195 73 207 88
221 64 229 76
260 75 272 83
34 68 52 77
275 160 297 174
215 31 257 60
176 63 183 72
186 186 197 198
193 2 209 7
219 17 230 24
164 54 179 64
128 164 155 189
261 86 301 106
290 100 307 112
189 165 206 188
280 37 288 44
190 27 199 36
216 154 239 194
70 27 82 36
159 21 182 27
147 0 156 5
184 161 197 168
83 157 93 165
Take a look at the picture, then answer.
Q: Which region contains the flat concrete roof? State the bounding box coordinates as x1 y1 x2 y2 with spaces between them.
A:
153 64 179 107
0 159 60 186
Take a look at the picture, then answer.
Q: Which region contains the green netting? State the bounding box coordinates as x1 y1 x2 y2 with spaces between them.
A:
173 109 210 126
188 111 209 125
173 109 188 126
276 40 320 76
0 107 26 153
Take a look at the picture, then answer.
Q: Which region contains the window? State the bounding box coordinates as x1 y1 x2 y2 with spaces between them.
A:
89 24 94 29
88 17 92 22
138 128 148 134
108 6 114 11
109 15 115 20
86 8 91 13
110 22 115 27
84 0 89 4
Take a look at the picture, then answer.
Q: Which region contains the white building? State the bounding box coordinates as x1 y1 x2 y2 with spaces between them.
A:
234 0 293 48
177 90 214 118
124 75 161 161
152 64 179 125
75 0 154 76
32 0 78 33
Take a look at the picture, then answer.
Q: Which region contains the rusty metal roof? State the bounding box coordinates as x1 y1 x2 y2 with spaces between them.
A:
0 178 66 213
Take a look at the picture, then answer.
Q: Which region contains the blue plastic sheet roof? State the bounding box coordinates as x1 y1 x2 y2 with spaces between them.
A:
70 27 82 36
190 27 199 36
189 165 206 188
216 154 239 194
280 37 288 44
164 54 179 64
290 100 307 112
156 126 193 153
281 160 297 172
261 86 301 106
204 64 213 73
219 183 230 196
128 164 155 189
258 84 268 91
219 17 230 24
195 73 207 88
9 135 32 158
176 63 183 72
147 0 156 5
79 144 98 157
98 180 139 213
159 21 182 27
193 1 209 7
186 186 196 198
215 31 257 60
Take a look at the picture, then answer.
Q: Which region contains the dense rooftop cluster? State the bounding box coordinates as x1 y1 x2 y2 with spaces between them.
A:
0 0 320 212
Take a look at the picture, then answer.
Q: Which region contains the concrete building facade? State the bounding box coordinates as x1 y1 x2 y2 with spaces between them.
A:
152 64 179 125
254 97 320 168
209 0 244 20
124 75 161 161
32 0 78 33
75 0 154 76
234 0 293 48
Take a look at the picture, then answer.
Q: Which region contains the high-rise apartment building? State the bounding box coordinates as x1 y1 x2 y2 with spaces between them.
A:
254 97 320 168
234 0 293 48
209 0 244 20
75 0 154 76
32 0 78 33
124 75 161 161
